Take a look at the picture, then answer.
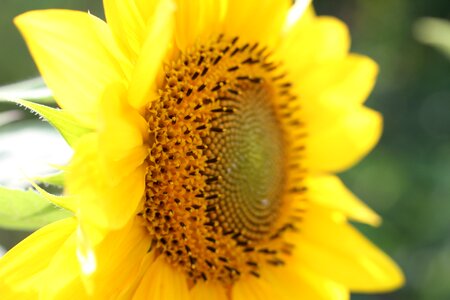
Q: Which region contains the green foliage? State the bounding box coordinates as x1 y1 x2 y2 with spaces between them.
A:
0 186 71 230
0 0 449 299
414 17 450 60
12 99 91 146
314 1 450 299
0 77 54 104
34 172 64 187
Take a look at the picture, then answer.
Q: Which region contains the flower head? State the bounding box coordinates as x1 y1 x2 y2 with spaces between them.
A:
0 0 404 298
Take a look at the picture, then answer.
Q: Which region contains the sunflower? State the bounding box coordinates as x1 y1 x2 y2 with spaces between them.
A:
0 0 404 298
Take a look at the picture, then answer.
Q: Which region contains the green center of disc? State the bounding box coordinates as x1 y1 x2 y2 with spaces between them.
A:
205 80 286 241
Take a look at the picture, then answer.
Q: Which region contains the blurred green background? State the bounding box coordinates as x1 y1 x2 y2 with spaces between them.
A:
0 0 449 299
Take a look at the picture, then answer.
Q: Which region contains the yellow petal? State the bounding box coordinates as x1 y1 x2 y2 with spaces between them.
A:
133 256 190 300
297 54 379 109
46 278 89 299
26 216 176 299
174 0 227 50
305 106 383 172
127 0 175 111
261 266 349 300
85 162 146 231
305 174 381 226
98 83 148 164
284 0 314 31
96 83 149 185
281 16 350 74
294 206 405 292
103 0 175 58
223 0 291 46
67 134 147 231
40 230 87 299
14 10 127 127
87 218 152 298
190 281 227 300
103 0 147 60
233 267 342 300
290 267 349 300
232 275 277 300
66 85 148 231
0 218 76 297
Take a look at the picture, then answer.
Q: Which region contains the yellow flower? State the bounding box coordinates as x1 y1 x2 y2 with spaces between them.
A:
0 0 404 298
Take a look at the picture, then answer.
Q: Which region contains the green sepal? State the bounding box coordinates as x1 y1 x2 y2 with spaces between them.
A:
13 99 91 146
0 77 54 104
414 17 450 60
34 171 65 186
0 186 72 230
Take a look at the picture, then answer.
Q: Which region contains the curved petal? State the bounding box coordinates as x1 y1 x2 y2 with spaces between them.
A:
262 266 349 300
280 16 350 74
174 0 227 49
190 281 227 300
98 83 148 166
46 278 89 299
223 0 291 46
285 0 316 31
305 174 381 226
127 0 175 111
87 217 153 298
133 256 190 300
283 0 314 31
232 275 277 300
293 205 405 292
296 55 379 109
40 230 86 299
233 267 344 300
66 83 148 232
0 218 76 297
67 133 147 232
305 106 383 172
103 0 146 59
14 10 127 127
289 267 349 300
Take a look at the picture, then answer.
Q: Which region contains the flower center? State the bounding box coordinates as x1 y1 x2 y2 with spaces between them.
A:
141 35 304 284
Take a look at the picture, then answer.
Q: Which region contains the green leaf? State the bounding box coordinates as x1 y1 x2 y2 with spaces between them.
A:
0 186 72 230
13 99 91 146
414 17 450 60
0 77 54 104
34 172 65 186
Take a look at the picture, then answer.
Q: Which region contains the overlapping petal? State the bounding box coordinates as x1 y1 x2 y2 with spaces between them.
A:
0 218 77 297
280 16 350 72
296 55 379 110
290 268 349 300
14 10 128 127
126 0 175 111
190 281 228 300
223 0 291 46
232 267 347 300
267 267 349 300
133 256 190 299
174 0 227 50
294 205 404 292
98 84 148 169
67 133 147 232
232 274 277 300
4 1 404 299
305 106 382 172
103 0 147 60
305 174 381 226
39 230 84 299
87 218 153 298
65 82 149 233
